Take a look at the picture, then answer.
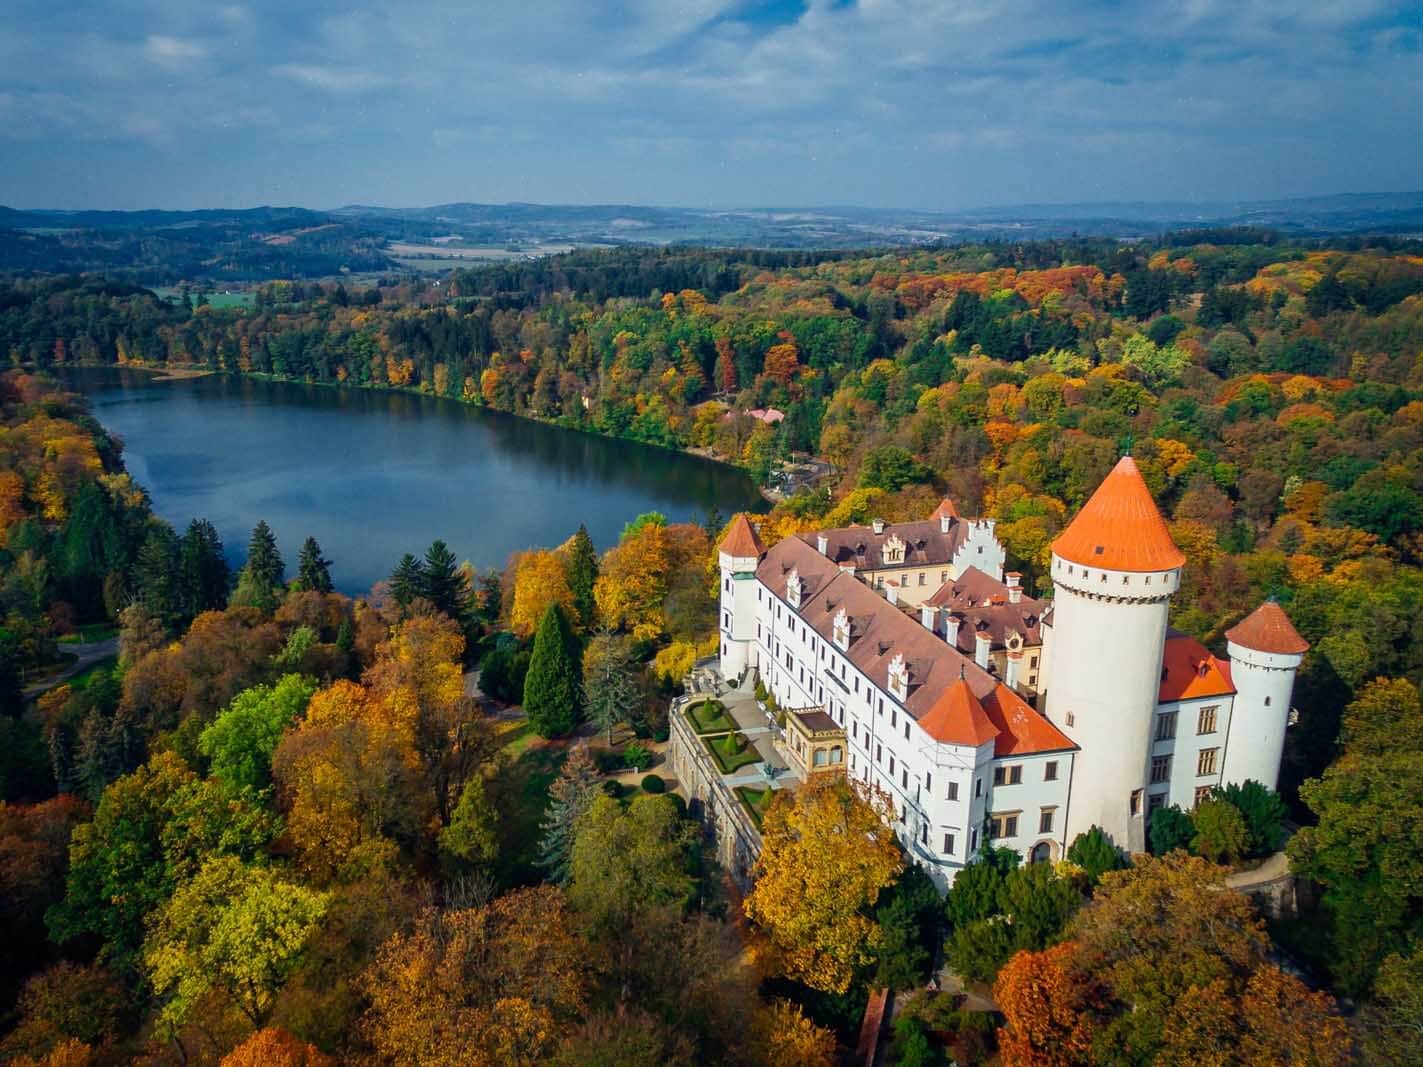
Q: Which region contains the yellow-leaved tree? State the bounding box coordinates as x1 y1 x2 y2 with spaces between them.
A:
594 522 671 641
509 550 574 638
744 774 902 994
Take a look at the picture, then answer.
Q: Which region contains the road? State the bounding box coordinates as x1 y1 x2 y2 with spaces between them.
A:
23 637 120 700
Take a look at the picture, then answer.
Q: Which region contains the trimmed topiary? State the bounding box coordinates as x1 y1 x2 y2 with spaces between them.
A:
640 774 666 794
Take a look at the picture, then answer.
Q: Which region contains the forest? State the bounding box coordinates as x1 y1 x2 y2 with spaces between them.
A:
2 230 1423 1062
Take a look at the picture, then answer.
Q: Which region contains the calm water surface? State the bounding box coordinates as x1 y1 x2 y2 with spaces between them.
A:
63 369 765 593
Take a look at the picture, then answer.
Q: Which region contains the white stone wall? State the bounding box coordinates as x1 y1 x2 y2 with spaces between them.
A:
951 519 1006 582
1220 642 1303 792
718 550 762 680
1148 695 1233 811
1044 554 1179 851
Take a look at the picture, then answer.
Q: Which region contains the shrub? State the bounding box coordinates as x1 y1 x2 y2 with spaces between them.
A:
602 780 623 799
622 742 653 771
946 915 1016 984
641 774 665 794
1067 826 1127 886
1148 804 1196 856
1191 797 1249 864
1212 780 1287 856
755 681 768 702
593 750 623 775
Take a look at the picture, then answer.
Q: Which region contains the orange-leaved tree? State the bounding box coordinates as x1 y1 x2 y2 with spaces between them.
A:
994 943 1104 1067
744 774 901 994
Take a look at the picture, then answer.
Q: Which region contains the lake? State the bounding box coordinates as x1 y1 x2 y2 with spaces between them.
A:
61 369 766 593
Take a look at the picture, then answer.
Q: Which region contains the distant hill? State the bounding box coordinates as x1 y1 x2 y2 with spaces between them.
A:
3 191 1420 282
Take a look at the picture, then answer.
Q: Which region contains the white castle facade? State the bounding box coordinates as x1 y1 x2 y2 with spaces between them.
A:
717 457 1307 887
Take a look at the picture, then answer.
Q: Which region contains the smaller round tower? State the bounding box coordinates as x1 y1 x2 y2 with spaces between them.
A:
1221 602 1309 792
717 514 766 683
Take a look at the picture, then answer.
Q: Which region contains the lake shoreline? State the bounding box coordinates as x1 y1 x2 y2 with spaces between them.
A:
69 361 778 506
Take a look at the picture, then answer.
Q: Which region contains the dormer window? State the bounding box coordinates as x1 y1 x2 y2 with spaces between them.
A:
887 653 909 701
833 607 851 651
786 567 803 610
883 534 905 565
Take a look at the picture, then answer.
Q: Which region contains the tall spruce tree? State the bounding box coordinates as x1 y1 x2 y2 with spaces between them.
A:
420 539 467 619
246 520 284 591
390 553 423 612
177 518 229 620
133 526 180 629
523 602 581 738
565 524 599 629
537 744 602 884
296 536 334 593
583 630 640 743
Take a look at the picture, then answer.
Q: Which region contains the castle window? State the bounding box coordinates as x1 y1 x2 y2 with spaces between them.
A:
943 833 955 856
1150 755 1172 784
1155 711 1178 741
1066 712 1075 727
1130 789 1143 816
1148 791 1166 812
970 828 979 851
993 765 1023 786
1039 807 1055 834
1197 706 1219 735
904 721 910 741
889 755 896 775
1264 696 1271 707
1197 747 1220 776
1044 761 1058 782
975 778 983 798
989 813 1019 839
920 823 928 844
1194 785 1212 806
947 781 959 801
926 772 932 792
901 769 908 789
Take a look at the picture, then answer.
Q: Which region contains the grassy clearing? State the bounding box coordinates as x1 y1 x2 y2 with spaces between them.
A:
152 287 254 309
735 784 775 828
67 656 120 693
703 731 761 775
686 698 736 734
496 715 540 759
58 623 118 644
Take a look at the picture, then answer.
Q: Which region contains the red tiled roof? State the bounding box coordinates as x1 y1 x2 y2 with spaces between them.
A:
1051 455 1186 573
932 498 961 521
759 537 1076 757
1225 601 1310 655
719 513 766 558
923 566 1045 653
918 677 999 747
1159 632 1236 702
982 684 1076 757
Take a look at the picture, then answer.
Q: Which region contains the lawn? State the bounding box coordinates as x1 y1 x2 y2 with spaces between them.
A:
735 785 776 828
496 715 539 759
686 698 736 734
67 656 119 693
58 623 118 644
703 731 762 775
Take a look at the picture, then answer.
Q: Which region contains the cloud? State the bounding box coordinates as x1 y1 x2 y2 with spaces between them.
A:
0 0 1417 208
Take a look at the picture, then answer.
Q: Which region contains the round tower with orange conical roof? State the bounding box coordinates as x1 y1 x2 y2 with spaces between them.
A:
1221 601 1309 791
717 513 767 681
1040 455 1185 851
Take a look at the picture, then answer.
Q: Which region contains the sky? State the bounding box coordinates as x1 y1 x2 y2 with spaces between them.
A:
1 0 1420 211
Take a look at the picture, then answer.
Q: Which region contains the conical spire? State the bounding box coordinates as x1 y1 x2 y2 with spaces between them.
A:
1226 601 1309 655
1051 456 1185 572
719 513 766 558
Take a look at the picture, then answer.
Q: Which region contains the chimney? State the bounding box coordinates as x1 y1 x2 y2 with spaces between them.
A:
940 513 951 534
943 612 962 647
920 604 937 630
1005 651 1022 690
975 630 992 669
817 533 829 555
1006 572 1022 604
886 582 898 605
872 518 885 535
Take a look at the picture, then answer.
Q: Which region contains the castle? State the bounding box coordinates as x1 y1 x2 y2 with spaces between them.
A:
717 456 1307 886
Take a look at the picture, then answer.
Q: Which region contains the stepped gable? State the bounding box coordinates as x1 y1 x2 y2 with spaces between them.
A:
918 676 998 747
798 515 971 570
1159 631 1236 702
759 536 1074 756
1225 601 1310 655
924 566 1044 653
1051 455 1187 572
719 513 766 558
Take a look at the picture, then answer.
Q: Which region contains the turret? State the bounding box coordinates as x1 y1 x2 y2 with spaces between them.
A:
717 514 766 680
1041 456 1185 851
1221 602 1309 791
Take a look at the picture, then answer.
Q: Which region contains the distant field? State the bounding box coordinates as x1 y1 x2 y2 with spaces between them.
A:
387 240 578 269
151 287 254 309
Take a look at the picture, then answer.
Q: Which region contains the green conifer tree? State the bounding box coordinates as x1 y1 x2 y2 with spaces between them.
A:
566 524 599 628
390 553 424 613
523 602 581 738
244 523 283 597
296 536 334 593
537 743 601 884
177 518 229 620
419 539 467 619
133 526 180 629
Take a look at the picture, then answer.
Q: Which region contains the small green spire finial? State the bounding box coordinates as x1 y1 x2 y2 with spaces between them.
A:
1122 433 1134 457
